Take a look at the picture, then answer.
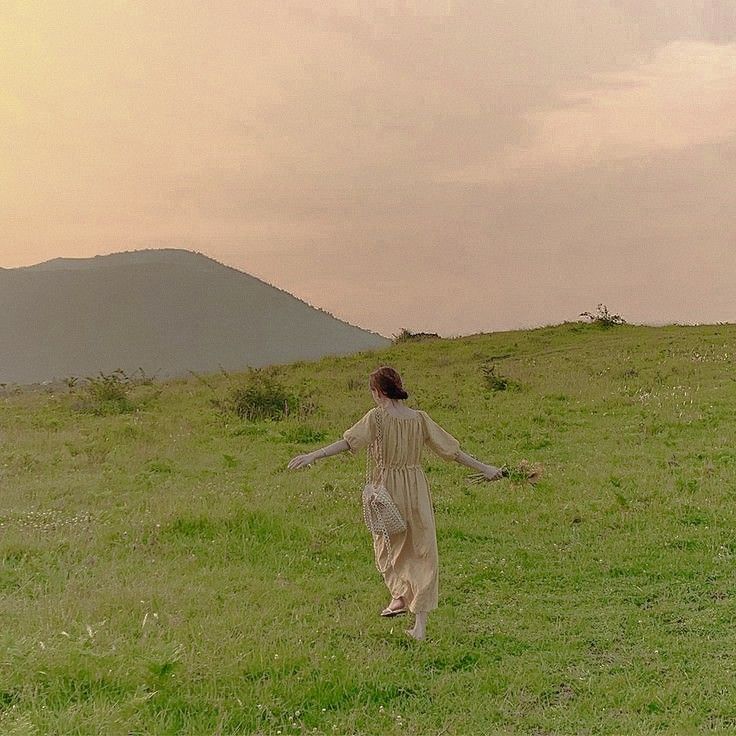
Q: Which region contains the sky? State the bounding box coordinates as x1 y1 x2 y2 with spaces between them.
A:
2 0 736 338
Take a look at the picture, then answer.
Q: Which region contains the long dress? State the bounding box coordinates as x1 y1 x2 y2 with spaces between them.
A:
342 405 462 613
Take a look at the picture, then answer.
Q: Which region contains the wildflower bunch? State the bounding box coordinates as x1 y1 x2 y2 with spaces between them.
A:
466 459 544 486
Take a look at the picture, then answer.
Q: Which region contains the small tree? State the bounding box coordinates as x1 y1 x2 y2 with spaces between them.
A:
579 304 626 328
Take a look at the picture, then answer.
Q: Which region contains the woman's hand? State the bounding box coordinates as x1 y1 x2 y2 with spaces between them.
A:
466 464 506 484
287 452 318 470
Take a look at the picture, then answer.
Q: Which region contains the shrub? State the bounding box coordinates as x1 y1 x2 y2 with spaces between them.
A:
80 369 136 415
391 327 440 344
481 362 521 392
72 368 161 415
212 367 310 421
580 304 627 328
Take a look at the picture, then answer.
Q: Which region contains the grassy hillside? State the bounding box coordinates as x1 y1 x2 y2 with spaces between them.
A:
3 322 736 735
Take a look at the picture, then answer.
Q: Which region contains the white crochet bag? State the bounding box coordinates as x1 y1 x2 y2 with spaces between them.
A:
362 408 407 572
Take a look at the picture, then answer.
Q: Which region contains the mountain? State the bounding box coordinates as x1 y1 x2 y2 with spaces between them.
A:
0 248 391 384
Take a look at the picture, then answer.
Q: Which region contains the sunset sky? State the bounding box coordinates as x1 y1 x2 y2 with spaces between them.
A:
2 1 736 338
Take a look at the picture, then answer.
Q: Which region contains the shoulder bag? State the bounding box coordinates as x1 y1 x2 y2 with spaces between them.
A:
362 408 407 573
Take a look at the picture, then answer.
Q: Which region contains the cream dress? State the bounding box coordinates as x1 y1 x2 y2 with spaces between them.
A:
342 405 461 613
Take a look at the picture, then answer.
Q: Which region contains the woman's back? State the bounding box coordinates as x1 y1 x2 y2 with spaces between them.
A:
343 405 461 468
375 405 426 468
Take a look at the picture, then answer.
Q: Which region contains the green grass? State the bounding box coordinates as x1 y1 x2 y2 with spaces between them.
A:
3 321 736 734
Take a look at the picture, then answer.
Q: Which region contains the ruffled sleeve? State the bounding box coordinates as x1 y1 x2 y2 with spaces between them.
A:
420 410 461 461
342 407 376 455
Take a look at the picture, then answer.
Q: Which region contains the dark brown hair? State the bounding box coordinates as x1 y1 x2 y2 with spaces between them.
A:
370 366 409 400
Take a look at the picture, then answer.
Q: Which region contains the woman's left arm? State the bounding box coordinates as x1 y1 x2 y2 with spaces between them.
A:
453 449 504 479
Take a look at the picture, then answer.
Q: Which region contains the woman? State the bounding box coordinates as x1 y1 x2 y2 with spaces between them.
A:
287 366 504 640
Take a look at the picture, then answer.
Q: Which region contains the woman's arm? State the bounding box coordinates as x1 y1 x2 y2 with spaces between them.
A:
453 448 504 479
287 438 351 471
312 438 351 461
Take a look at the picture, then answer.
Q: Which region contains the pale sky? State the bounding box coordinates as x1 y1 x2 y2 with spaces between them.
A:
2 1 736 338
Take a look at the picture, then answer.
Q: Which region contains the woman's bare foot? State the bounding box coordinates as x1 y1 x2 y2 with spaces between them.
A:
404 627 425 640
405 611 427 640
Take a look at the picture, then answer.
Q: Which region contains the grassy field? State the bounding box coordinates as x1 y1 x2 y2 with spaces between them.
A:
3 321 736 735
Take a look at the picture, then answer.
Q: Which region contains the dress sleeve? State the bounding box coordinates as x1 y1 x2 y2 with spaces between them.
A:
420 410 461 461
342 408 376 455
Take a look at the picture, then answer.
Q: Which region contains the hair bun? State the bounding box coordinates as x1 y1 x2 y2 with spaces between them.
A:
370 366 409 401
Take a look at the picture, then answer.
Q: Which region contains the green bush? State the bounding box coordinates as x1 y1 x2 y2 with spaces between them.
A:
80 369 136 415
70 368 161 415
391 327 440 344
212 368 310 421
481 362 521 392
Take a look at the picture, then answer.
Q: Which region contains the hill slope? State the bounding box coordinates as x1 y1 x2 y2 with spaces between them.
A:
3 322 736 733
0 248 390 384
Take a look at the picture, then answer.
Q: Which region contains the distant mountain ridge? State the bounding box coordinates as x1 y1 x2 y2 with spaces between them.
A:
0 248 390 384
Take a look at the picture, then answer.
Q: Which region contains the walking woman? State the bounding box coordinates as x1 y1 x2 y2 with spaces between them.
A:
287 366 504 640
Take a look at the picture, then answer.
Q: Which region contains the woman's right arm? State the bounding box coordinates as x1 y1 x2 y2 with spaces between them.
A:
421 410 503 479
288 409 374 471
315 439 351 460
286 439 351 470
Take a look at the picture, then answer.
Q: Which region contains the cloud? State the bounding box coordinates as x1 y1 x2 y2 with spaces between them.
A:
441 40 736 185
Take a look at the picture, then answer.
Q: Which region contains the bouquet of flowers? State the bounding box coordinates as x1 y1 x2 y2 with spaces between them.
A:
466 459 544 486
